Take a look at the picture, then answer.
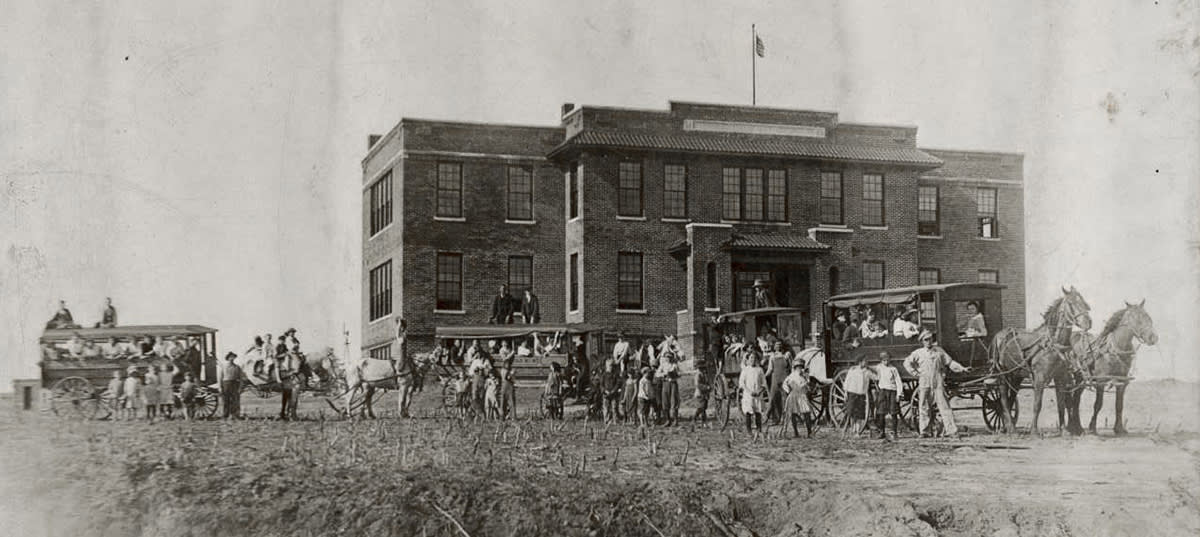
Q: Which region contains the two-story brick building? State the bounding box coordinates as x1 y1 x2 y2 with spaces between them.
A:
361 101 1024 359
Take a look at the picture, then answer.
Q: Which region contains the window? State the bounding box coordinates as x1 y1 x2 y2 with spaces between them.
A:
568 163 580 219
369 170 393 236
919 292 937 327
508 256 533 296
569 253 579 311
978 269 999 284
862 173 885 226
618 161 643 217
735 271 770 311
435 253 463 310
368 345 391 361
722 167 788 222
861 261 884 290
369 260 392 321
722 168 741 220
663 164 687 219
436 163 463 218
617 252 643 310
918 268 941 286
705 262 717 308
977 188 998 238
918 186 939 235
820 172 843 224
507 166 533 221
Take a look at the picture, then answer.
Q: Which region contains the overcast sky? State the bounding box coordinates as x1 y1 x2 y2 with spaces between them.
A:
2 0 1197 386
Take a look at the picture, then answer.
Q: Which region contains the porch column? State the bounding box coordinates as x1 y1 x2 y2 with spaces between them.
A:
680 223 733 361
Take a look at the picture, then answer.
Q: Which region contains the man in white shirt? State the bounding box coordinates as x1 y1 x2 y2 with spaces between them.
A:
611 333 632 374
904 330 969 437
873 352 903 440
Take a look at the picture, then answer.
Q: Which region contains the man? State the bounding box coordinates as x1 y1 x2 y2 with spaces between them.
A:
831 311 848 341
842 312 862 348
841 356 877 438
600 359 622 423
97 297 117 328
874 352 903 440
47 300 76 329
752 279 776 308
656 350 681 426
275 346 302 420
521 289 540 324
184 338 203 380
217 352 243 419
892 308 920 339
611 332 632 374
489 284 516 324
765 341 792 423
904 330 968 437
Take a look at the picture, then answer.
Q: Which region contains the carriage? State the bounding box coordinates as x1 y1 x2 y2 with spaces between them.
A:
39 325 222 419
823 282 1018 432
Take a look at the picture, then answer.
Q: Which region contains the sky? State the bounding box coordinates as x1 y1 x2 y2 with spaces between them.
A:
1 0 1197 387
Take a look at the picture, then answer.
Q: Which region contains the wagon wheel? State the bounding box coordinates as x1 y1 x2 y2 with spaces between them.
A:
194 388 220 418
980 385 1018 432
709 375 729 428
829 369 849 428
806 381 827 422
899 379 919 431
50 376 100 419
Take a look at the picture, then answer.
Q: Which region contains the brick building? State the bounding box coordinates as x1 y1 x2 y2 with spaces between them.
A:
361 101 1024 358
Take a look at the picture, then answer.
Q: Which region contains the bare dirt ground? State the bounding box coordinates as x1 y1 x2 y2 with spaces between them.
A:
1 379 1197 537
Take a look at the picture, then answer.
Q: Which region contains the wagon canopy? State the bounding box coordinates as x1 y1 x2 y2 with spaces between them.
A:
715 307 806 324
434 323 601 340
827 283 1005 308
40 324 217 343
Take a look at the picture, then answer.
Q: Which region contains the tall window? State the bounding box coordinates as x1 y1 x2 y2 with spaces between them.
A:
736 271 770 311
617 252 643 310
508 256 533 296
918 186 939 236
918 268 941 286
722 167 787 222
368 345 391 361
978 269 999 284
436 162 463 218
977 188 998 238
705 262 717 308
820 172 843 224
507 166 533 221
569 253 579 311
369 260 392 321
861 261 884 290
618 162 643 217
568 163 580 219
435 253 462 310
369 170 393 236
722 168 741 220
663 164 687 219
862 173 885 226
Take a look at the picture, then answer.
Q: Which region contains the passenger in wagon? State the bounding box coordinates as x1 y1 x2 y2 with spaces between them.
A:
831 311 848 341
66 333 85 359
841 312 862 348
97 297 117 328
892 307 921 340
959 301 988 338
860 310 888 339
102 337 127 359
80 338 102 359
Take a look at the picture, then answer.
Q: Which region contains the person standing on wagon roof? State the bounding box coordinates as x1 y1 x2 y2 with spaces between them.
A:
46 300 76 329
97 297 117 328
521 288 540 324
489 284 516 324
904 330 968 438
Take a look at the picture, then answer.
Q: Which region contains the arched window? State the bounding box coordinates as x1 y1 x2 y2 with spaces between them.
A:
706 262 717 308
829 266 840 296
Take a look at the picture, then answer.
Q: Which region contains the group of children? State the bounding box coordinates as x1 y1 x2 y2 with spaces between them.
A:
452 361 518 419
103 363 201 420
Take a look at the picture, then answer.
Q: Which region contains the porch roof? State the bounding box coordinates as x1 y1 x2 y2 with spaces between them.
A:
725 232 830 251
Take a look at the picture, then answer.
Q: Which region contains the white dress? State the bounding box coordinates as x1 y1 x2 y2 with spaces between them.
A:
738 366 766 414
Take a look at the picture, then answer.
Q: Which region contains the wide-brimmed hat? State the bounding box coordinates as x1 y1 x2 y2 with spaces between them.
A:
753 279 769 288
919 330 935 341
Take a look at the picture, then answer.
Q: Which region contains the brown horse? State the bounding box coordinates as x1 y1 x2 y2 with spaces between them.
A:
1071 300 1158 436
990 286 1093 435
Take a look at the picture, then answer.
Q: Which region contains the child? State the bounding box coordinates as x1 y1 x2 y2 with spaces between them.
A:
637 368 653 427
782 362 814 438
484 370 501 419
106 371 124 420
738 355 767 435
873 352 903 440
600 359 622 423
499 365 517 420
178 373 197 420
453 370 471 418
841 356 878 439
123 371 143 420
621 369 638 423
544 363 563 420
158 363 176 418
142 368 160 421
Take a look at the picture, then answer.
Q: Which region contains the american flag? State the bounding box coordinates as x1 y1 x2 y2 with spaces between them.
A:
755 35 765 58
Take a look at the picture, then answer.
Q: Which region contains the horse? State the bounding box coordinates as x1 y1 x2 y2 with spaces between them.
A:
335 351 435 419
1071 300 1158 435
989 286 1093 435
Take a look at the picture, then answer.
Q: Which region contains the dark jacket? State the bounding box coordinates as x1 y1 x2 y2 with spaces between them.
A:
521 294 541 323
490 293 516 324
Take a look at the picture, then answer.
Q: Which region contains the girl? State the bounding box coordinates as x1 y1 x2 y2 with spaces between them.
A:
782 362 814 438
484 370 501 419
158 363 176 418
142 368 160 420
123 371 143 421
453 370 471 418
738 354 767 435
499 365 517 420
544 363 563 420
621 368 638 423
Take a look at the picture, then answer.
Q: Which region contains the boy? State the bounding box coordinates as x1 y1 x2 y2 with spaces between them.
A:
841 356 877 439
106 371 124 420
874 352 903 440
499 364 517 420
544 362 563 420
637 368 653 427
600 359 622 423
179 373 197 420
621 368 638 422
453 370 471 418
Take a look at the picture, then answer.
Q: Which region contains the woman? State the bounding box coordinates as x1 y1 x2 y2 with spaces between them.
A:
782 362 814 438
961 301 987 338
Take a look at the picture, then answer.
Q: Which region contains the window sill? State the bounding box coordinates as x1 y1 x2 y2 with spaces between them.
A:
676 308 689 314
368 223 393 240
704 307 721 313
505 219 537 225
615 308 647 315
568 309 580 315
860 225 889 231
660 218 690 223
918 234 943 240
616 215 647 221
433 309 466 315
813 226 853 233
568 216 581 224
434 216 466 223
976 237 1002 241
368 314 392 325
719 220 792 226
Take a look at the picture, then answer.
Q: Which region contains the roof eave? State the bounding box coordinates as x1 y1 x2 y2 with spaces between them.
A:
547 140 943 169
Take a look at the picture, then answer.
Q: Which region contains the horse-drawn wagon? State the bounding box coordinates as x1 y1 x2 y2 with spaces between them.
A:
39 325 221 419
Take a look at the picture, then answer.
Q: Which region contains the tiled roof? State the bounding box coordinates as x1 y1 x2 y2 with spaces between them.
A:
549 130 943 167
727 233 831 251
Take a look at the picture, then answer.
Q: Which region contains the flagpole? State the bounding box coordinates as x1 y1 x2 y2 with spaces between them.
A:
751 24 757 106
